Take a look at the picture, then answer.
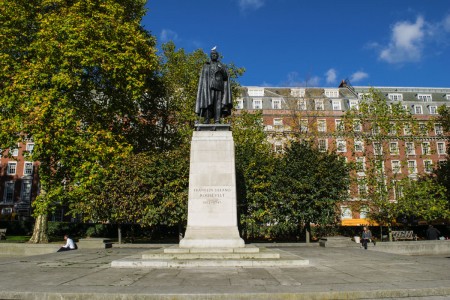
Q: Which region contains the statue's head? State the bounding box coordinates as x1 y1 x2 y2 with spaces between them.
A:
210 46 219 61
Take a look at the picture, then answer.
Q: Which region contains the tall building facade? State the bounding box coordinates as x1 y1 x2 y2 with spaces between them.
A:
236 82 449 226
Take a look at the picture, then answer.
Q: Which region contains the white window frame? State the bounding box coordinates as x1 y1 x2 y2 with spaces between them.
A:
340 206 352 219
318 139 328 152
332 100 341 111
336 139 347 152
414 105 423 114
406 142 415 155
353 120 362 132
300 119 308 133
248 87 264 97
357 179 367 197
335 119 343 131
325 89 339 98
360 206 369 219
291 88 305 98
389 142 399 154
424 160 433 173
391 160 401 174
314 99 324 110
24 161 33 176
356 157 365 173
354 140 364 152
404 124 412 135
373 142 382 155
317 119 326 132
236 99 244 109
7 162 17 175
11 147 19 157
20 179 32 202
252 99 262 109
274 141 283 154
272 98 282 109
437 142 446 155
273 118 283 126
298 99 307 110
349 100 359 110
435 123 443 135
417 94 432 102
388 93 403 101
429 106 437 115
421 142 430 155
407 160 417 174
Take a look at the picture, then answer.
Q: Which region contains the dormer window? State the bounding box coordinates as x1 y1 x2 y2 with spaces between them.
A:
418 94 432 102
291 88 305 98
388 93 403 101
272 98 282 109
236 99 243 109
252 99 262 109
324 89 339 98
247 87 264 97
446 94 450 100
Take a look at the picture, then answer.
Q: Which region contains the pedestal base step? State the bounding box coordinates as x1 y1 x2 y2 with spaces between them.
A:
111 246 309 268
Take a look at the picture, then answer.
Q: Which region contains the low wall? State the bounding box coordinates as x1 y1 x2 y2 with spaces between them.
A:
0 243 57 257
371 240 450 255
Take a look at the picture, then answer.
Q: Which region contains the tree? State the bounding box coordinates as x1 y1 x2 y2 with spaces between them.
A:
277 141 350 242
232 110 279 239
396 176 450 224
341 88 421 240
434 105 450 206
0 0 159 242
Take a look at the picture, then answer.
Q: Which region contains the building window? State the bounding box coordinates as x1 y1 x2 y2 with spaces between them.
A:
402 105 409 112
3 181 15 203
248 87 264 97
421 142 430 155
373 142 382 155
360 206 369 219
393 181 404 199
7 162 17 175
406 142 415 155
429 106 437 114
357 179 367 197
435 123 443 135
341 206 352 219
388 93 403 101
325 89 339 98
300 119 308 133
354 140 364 152
388 122 397 135
291 88 305 97
252 99 262 109
336 139 346 152
414 105 423 114
446 94 450 101
353 120 362 132
20 180 32 202
419 123 427 134
273 118 283 131
335 119 344 131
418 94 432 102
24 162 33 175
437 142 446 155
317 119 326 132
318 139 328 152
332 100 341 110
424 160 433 173
404 124 412 135
10 147 19 156
236 99 243 109
408 160 417 174
26 143 35 154
389 142 399 154
356 157 365 173
314 99 324 110
371 124 380 135
391 160 401 173
298 100 307 110
349 100 359 110
272 98 282 109
274 142 283 154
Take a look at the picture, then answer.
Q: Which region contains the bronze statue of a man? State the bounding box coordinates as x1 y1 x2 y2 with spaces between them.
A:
195 47 232 124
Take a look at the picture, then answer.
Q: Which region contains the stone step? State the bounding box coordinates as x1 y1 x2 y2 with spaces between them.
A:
164 245 260 254
111 258 309 268
142 252 280 260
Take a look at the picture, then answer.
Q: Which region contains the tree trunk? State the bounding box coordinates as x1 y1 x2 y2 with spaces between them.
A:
118 224 122 244
305 222 311 243
29 214 49 243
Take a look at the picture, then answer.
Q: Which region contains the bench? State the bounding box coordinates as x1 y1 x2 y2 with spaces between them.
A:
0 228 6 240
392 230 417 241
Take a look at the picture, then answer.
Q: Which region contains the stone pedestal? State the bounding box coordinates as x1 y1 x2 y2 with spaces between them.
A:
179 129 245 248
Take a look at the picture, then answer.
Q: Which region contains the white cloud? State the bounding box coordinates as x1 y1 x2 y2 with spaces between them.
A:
238 0 264 12
325 69 337 84
281 72 320 87
160 29 179 43
443 14 450 32
350 71 369 83
379 16 426 64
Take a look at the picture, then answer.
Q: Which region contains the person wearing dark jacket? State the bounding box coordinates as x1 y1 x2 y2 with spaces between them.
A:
426 225 441 240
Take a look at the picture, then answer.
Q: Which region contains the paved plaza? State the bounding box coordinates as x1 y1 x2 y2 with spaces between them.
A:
0 244 449 299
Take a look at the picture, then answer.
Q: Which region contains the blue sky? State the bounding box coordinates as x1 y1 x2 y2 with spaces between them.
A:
142 0 450 88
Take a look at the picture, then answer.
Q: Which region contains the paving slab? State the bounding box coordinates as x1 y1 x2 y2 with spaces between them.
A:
0 244 449 299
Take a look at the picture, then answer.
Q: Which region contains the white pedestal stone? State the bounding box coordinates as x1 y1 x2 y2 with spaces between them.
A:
179 130 245 248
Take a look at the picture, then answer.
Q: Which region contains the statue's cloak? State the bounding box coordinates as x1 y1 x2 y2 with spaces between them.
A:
195 61 232 118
